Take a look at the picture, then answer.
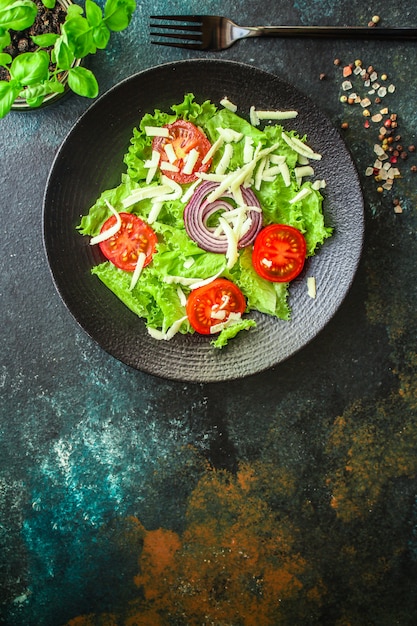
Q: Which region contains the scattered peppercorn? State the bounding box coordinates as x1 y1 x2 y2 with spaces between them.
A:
335 53 416 200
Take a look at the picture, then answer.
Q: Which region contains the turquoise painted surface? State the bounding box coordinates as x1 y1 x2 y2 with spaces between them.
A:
1 0 417 624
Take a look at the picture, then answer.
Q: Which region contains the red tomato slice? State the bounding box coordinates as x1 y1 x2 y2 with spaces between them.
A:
186 278 246 335
99 212 157 272
152 120 212 184
252 224 307 282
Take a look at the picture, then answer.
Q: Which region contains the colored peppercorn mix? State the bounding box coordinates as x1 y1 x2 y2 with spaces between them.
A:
333 50 416 213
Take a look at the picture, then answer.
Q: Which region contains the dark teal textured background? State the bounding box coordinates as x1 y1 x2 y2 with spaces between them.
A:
1 1 417 624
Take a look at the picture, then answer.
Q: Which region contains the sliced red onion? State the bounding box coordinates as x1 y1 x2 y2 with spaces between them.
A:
184 180 262 253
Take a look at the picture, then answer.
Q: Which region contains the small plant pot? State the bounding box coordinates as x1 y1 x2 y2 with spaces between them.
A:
10 0 80 111
0 0 135 118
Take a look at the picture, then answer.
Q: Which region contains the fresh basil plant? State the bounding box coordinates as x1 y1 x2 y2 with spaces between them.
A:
0 0 136 117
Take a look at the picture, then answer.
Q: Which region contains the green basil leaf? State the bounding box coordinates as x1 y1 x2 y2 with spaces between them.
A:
0 79 20 118
62 16 95 58
10 50 49 86
53 36 74 70
47 78 65 94
67 65 98 98
85 0 103 28
66 4 83 18
31 33 59 47
103 0 136 32
92 22 110 49
0 29 11 49
41 0 56 8
0 52 12 67
0 0 37 30
25 94 44 107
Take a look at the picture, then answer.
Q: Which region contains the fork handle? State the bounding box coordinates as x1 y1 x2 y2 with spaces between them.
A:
245 26 417 40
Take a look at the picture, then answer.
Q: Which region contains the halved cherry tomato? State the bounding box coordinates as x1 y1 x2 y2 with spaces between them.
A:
152 120 212 184
252 224 307 283
99 212 157 272
186 278 246 335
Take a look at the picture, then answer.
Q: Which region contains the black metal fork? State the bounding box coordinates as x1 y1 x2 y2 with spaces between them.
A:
150 15 417 51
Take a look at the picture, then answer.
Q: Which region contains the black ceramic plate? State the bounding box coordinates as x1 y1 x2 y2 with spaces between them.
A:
43 59 364 383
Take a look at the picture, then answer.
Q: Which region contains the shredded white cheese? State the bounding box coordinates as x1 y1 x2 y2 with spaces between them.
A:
281 132 322 161
129 252 146 291
160 161 180 172
210 312 242 334
278 161 291 187
289 187 312 204
176 286 187 306
144 150 161 184
250 105 260 126
220 97 237 112
182 148 200 175
89 200 121 245
122 184 173 208
217 127 243 143
243 136 254 163
202 136 224 164
181 179 202 203
218 216 239 269
216 143 234 175
307 276 316 299
255 109 298 120
163 265 226 290
164 143 177 163
147 200 163 224
144 126 169 137
294 165 314 181
147 315 188 341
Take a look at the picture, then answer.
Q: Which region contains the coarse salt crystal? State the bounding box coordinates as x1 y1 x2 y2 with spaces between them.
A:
342 80 352 91
377 86 387 98
372 113 383 123
361 98 372 107
388 84 396 93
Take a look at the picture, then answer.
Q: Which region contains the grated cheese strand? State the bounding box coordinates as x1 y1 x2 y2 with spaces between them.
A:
89 200 121 245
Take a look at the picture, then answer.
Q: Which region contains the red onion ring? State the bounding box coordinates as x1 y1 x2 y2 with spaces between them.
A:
184 181 263 253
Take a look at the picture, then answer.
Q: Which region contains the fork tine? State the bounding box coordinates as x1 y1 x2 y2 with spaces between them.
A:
150 40 203 50
150 15 204 23
149 22 201 32
150 29 202 40
150 32 202 44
